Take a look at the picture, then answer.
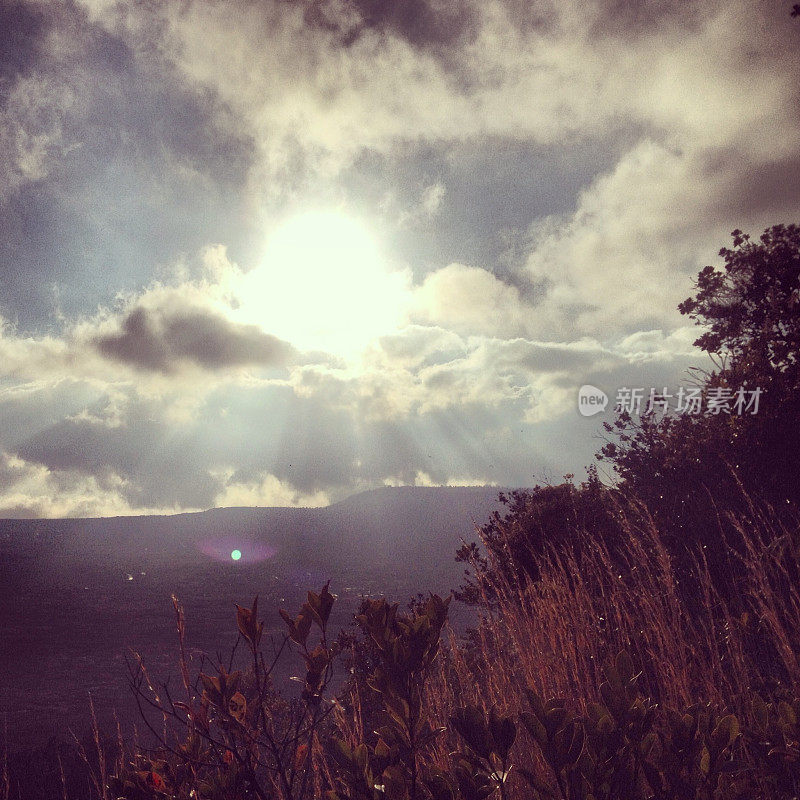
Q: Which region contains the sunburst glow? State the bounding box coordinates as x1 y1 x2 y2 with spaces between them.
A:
239 211 409 356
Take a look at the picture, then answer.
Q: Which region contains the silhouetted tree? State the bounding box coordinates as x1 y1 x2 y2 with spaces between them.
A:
678 226 800 374
462 226 800 613
595 225 800 594
679 224 800 505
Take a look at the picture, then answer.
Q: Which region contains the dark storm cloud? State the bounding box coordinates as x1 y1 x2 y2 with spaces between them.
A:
0 0 258 330
94 305 294 374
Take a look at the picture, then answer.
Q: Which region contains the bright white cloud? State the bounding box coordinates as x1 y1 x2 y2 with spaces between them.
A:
0 73 70 201
0 450 180 518
129 0 800 346
412 264 533 338
212 470 330 509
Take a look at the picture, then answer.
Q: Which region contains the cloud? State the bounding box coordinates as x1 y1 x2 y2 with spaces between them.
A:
112 0 798 349
0 245 295 382
0 4 58 199
373 326 467 368
0 312 705 515
521 137 800 339
299 330 626 423
421 182 446 214
0 72 69 202
0 449 171 518
212 470 330 508
6 0 798 334
140 0 797 158
0 0 257 327
94 305 294 374
412 263 535 338
0 2 49 87
585 0 721 38
0 0 797 516
301 0 480 50
397 181 447 227
614 327 699 363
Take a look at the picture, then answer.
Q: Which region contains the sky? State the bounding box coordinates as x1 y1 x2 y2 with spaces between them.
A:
0 0 798 516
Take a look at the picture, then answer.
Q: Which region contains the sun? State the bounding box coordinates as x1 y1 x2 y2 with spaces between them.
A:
238 211 409 356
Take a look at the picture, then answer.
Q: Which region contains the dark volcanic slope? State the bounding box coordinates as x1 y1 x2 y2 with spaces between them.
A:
0 486 504 751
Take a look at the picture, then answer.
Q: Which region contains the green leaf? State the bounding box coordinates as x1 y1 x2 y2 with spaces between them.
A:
521 711 548 748
488 707 516 761
451 706 492 760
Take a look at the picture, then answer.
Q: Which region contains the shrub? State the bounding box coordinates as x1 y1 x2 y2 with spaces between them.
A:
110 587 341 800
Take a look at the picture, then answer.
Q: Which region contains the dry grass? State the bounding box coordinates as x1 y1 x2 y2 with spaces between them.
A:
324 488 800 796
362 492 800 797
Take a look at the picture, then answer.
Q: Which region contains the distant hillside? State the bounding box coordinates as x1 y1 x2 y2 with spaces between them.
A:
0 486 507 751
0 485 503 586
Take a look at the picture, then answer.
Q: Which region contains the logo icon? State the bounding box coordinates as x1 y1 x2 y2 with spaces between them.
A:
578 385 608 417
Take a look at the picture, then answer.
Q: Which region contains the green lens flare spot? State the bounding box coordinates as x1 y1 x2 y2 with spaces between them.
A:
230 549 242 561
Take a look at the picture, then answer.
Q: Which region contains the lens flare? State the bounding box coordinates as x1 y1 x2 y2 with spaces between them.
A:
197 538 277 564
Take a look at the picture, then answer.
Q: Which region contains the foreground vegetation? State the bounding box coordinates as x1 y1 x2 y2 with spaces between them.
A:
3 225 800 799
97 485 797 800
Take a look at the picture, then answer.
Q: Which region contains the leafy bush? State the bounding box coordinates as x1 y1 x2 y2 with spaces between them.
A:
326 595 449 800
110 587 340 800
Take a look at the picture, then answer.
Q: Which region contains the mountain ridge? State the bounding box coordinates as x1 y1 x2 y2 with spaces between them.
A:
0 484 507 522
